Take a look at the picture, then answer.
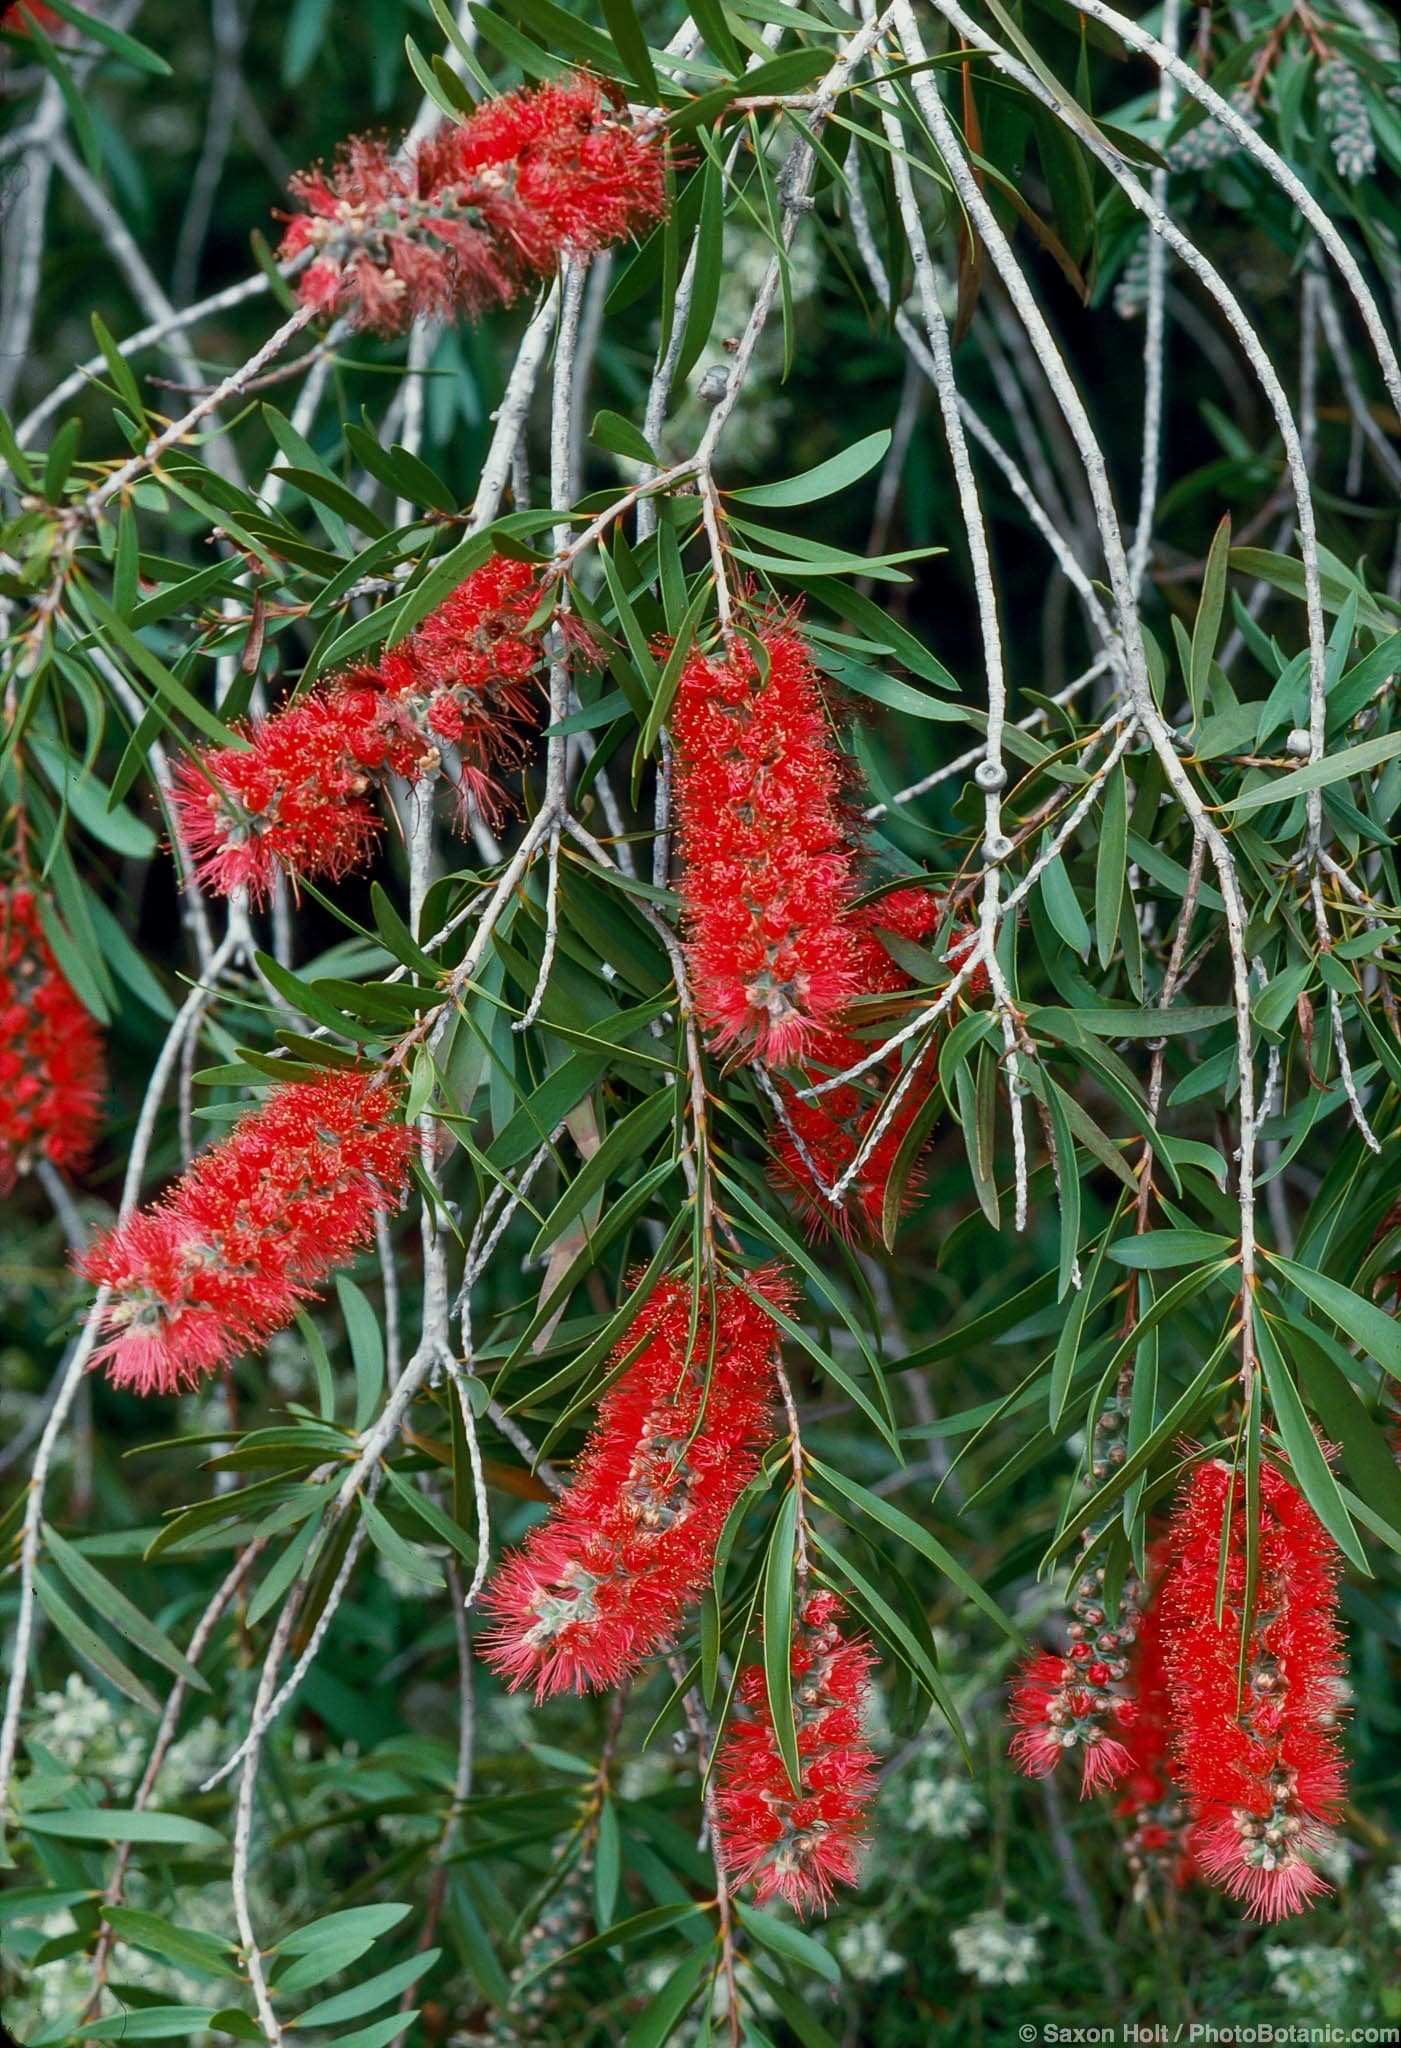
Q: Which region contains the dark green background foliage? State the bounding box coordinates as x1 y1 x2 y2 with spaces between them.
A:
2 0 1401 2043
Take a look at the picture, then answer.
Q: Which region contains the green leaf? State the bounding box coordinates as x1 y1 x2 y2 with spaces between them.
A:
1227 546 1394 634
79 585 243 750
359 1495 443 1589
1256 1313 1369 1572
591 409 659 465
519 1903 707 1980
24 1807 225 1850
1107 1230 1237 1270
734 1901 840 1984
674 154 725 387
297 1950 440 2027
1038 852 1091 956
635 573 712 767
762 1489 801 1795
103 1908 240 1980
316 2017 417 2048
690 0 742 70
1095 764 1127 970
82 2009 220 2042
807 1457 1022 1642
1223 730 1401 813
23 10 102 171
32 1570 160 1716
594 1796 622 1933
337 1276 386 1433
1267 1254 1401 1379
599 0 658 100
669 48 829 133
278 1904 412 1958
1044 1076 1082 1303
730 430 893 507
1043 1332 1237 1566
1029 1002 1235 1039
42 1525 210 1692
622 1945 712 2048
1190 514 1231 725
1284 1317 1401 1538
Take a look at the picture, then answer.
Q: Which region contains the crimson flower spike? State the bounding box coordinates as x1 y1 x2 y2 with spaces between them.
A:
715 1590 878 1917
1112 1540 1197 1900
480 1269 788 1699
280 76 668 335
769 887 986 1241
1009 1397 1146 1797
1158 1456 1349 1921
82 1069 413 1396
173 555 546 901
670 613 864 1066
0 887 105 1191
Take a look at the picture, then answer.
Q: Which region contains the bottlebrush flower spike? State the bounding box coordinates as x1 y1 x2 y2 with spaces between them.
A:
82 1069 412 1396
671 617 862 1065
0 888 105 1190
1158 1457 1348 1921
481 1270 786 1699
770 888 984 1240
173 689 384 904
280 78 667 335
173 556 547 900
1114 1543 1195 1899
1009 1536 1145 1798
715 1590 877 1916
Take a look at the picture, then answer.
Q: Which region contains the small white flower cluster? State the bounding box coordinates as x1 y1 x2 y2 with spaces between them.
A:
32 1672 145 1785
618 1750 673 1802
1375 1862 1401 1935
905 1762 985 1842
835 1919 905 1985
1265 1942 1363 2013
951 1908 1041 1988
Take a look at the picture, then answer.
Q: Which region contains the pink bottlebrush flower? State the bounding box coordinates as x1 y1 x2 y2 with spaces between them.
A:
280 78 668 335
173 556 547 899
0 888 105 1189
715 1590 877 1916
82 1069 413 1396
671 617 863 1065
480 1270 787 1699
1158 1457 1348 1922
769 889 984 1241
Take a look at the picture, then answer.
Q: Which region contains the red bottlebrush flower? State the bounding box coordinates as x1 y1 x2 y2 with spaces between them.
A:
1113 1544 1196 1898
172 689 384 903
0 888 105 1190
4 2 89 38
671 619 862 1065
769 888 983 1240
82 1069 413 1396
1009 1536 1145 1798
1158 1457 1348 1922
280 78 667 335
480 1270 786 1699
715 1590 877 1916
174 557 547 899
